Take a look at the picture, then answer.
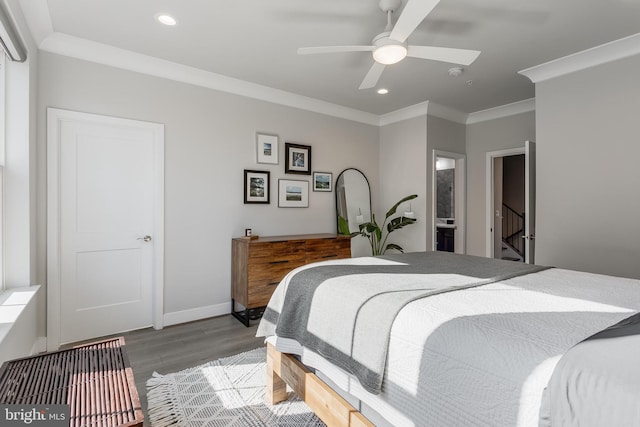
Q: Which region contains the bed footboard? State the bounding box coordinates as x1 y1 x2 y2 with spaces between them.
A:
266 342 374 427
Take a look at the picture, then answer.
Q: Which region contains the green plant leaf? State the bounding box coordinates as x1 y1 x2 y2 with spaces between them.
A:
360 222 378 234
387 216 417 233
337 215 351 235
351 195 418 256
385 194 418 219
384 243 404 254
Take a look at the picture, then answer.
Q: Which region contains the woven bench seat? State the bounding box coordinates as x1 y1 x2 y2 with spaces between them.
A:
0 337 143 427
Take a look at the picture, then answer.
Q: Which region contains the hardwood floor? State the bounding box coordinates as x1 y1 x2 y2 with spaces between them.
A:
67 314 265 426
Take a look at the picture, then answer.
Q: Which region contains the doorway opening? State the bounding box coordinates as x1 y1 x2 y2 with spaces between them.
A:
431 150 466 254
486 142 535 264
493 154 525 261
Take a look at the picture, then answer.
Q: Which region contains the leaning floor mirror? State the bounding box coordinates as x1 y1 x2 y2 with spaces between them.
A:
335 168 372 257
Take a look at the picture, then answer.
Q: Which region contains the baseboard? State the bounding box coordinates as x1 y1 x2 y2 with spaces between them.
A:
30 336 47 355
163 302 230 327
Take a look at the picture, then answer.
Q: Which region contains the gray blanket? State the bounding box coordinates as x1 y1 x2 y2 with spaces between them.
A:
260 251 549 394
539 312 640 426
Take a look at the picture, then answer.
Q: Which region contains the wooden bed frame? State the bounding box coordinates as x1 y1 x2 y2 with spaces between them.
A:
266 342 374 427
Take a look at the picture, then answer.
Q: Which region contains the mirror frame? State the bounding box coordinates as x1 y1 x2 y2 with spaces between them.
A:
335 168 372 234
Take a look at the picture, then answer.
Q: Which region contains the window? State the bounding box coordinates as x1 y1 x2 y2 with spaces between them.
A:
0 53 5 291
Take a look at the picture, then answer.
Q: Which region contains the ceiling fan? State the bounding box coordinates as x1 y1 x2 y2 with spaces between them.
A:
297 0 480 90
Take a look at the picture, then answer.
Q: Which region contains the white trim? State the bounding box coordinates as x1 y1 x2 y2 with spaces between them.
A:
17 0 53 46
30 336 47 355
39 32 380 126
467 98 535 124
485 147 525 258
519 32 640 83
163 302 230 327
379 101 429 126
378 101 468 126
427 102 468 124
19 0 544 127
46 108 165 350
431 150 466 254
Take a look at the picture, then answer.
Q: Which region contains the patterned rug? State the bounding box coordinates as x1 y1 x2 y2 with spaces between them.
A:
146 347 325 426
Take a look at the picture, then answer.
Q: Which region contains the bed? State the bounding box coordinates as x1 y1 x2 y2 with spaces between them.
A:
256 251 640 427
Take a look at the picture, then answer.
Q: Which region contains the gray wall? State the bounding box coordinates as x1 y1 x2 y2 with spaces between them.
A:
37 52 379 318
535 54 640 278
379 116 427 253
377 114 465 255
466 112 535 256
427 115 466 250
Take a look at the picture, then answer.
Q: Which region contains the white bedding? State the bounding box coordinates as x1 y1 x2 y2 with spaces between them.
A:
260 261 640 427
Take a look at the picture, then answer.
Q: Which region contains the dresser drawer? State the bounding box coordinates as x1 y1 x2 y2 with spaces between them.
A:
305 238 351 263
247 261 301 286
248 241 305 262
231 234 351 325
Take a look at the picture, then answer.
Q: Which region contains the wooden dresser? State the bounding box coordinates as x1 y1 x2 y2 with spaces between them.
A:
231 233 351 326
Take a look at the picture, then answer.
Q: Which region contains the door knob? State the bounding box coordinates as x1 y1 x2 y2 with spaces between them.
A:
137 235 152 242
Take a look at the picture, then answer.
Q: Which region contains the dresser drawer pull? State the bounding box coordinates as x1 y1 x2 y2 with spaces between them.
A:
269 260 290 264
322 254 338 258
268 282 280 286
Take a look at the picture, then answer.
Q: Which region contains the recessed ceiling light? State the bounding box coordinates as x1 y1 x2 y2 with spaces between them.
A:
377 88 389 95
156 14 177 26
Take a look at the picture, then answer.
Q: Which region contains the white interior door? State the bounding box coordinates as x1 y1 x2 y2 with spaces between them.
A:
48 109 164 347
524 140 536 264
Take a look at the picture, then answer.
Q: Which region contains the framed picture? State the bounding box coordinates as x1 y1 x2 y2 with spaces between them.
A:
244 170 270 204
278 179 309 208
313 171 332 192
284 142 312 175
256 132 278 164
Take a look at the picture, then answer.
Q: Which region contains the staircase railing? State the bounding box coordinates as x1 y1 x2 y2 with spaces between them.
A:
502 203 524 257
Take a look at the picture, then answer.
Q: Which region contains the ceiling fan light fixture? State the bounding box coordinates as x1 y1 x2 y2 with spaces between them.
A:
373 44 407 65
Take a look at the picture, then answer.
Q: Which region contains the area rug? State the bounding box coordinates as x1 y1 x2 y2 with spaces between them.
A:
146 347 325 426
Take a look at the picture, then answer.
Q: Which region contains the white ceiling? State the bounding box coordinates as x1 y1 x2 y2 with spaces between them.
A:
22 0 640 116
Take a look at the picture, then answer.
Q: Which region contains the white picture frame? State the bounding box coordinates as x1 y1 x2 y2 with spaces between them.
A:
278 179 309 208
256 133 279 164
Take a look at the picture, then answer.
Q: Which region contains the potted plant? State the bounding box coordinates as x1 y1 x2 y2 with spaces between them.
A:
350 194 418 256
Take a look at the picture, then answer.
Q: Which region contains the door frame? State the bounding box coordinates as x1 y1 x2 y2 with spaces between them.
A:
46 108 165 350
431 150 466 253
485 147 525 258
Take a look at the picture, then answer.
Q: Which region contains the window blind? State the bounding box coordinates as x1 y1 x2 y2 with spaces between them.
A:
0 3 26 62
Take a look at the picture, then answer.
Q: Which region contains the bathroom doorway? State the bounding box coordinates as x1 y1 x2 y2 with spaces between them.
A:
432 150 466 253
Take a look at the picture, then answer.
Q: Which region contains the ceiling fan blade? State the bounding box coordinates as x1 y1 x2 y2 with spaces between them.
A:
390 0 441 43
407 46 481 65
359 62 386 90
297 46 375 55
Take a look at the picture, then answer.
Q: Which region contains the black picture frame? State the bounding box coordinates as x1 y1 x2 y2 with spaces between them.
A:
284 142 312 175
244 170 270 204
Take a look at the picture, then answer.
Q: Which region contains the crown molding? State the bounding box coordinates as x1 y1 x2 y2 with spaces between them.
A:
378 101 469 126
38 33 381 126
466 98 535 124
427 102 468 124
18 0 538 128
378 101 429 126
519 32 640 83
17 0 52 46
